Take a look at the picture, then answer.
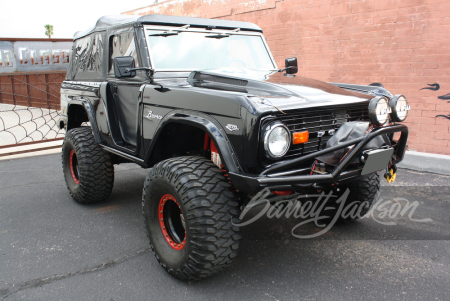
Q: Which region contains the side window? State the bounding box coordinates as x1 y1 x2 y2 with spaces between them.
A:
71 33 104 80
109 32 139 73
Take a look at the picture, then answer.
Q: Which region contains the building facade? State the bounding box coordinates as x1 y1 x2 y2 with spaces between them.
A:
123 0 450 155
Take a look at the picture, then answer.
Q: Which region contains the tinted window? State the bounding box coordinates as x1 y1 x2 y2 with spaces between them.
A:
71 33 104 80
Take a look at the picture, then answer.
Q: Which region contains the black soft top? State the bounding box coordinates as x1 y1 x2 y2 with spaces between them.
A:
73 14 263 39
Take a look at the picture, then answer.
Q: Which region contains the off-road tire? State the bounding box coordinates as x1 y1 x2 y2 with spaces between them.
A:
62 126 114 204
142 156 241 281
335 172 380 221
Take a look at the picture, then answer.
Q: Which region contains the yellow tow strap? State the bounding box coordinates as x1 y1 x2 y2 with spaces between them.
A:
385 168 397 183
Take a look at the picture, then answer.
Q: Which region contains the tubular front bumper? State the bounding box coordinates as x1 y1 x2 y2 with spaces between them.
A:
229 124 408 194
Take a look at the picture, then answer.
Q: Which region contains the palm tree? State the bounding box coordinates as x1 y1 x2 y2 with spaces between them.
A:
44 25 54 39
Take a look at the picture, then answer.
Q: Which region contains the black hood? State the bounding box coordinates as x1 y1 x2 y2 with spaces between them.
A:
185 68 373 111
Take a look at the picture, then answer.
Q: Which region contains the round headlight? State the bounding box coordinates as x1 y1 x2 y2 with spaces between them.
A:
264 124 291 158
389 95 410 122
369 97 392 126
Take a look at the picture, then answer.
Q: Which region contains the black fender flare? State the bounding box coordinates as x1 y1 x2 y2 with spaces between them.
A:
67 98 102 144
144 110 243 173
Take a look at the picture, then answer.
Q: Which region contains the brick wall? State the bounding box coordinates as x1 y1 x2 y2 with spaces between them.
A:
124 0 450 155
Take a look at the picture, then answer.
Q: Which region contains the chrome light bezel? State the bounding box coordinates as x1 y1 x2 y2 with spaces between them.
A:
263 123 291 159
389 94 410 122
368 96 392 126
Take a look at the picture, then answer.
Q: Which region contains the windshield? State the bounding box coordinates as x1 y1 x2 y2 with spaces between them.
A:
146 29 276 71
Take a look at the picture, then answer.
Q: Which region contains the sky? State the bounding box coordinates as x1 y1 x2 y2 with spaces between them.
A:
1 0 157 39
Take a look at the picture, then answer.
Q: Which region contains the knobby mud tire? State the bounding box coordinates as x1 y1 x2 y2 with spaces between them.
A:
62 126 114 204
142 156 241 281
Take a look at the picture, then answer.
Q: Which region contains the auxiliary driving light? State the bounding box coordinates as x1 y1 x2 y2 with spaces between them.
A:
389 95 410 122
264 123 291 158
369 96 391 126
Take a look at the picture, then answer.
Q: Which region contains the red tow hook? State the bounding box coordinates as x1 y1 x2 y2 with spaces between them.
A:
272 191 292 196
206 133 237 192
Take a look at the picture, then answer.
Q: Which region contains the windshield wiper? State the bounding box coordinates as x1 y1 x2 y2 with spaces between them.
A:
205 28 240 39
149 24 190 37
205 33 230 39
149 31 179 37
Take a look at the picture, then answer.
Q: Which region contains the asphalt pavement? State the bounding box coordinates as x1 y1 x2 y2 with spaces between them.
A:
1 153 449 301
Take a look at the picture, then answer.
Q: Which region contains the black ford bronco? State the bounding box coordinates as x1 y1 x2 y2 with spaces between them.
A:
60 15 410 280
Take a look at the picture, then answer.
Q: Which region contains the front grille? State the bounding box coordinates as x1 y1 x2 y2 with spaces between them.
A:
271 103 369 159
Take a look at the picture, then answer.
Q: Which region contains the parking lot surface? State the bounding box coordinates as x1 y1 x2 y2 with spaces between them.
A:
1 154 449 300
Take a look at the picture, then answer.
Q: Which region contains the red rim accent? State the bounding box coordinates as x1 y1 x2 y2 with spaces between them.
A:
69 150 80 185
159 194 186 250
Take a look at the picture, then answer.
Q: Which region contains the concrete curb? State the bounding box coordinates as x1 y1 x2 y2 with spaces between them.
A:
0 140 62 161
0 148 61 161
397 151 450 176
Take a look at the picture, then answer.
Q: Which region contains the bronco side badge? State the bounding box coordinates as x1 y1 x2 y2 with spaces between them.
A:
145 110 163 120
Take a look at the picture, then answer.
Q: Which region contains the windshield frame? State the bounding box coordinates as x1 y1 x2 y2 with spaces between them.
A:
143 25 278 72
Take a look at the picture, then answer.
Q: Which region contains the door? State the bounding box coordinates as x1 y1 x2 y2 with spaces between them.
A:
106 30 145 151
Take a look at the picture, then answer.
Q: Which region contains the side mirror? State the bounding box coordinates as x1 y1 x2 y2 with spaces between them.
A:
285 57 298 74
113 56 136 78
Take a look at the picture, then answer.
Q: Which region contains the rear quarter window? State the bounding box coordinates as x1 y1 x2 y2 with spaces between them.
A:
68 33 105 81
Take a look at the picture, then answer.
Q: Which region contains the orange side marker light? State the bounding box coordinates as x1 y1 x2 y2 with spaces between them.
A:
293 131 309 144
